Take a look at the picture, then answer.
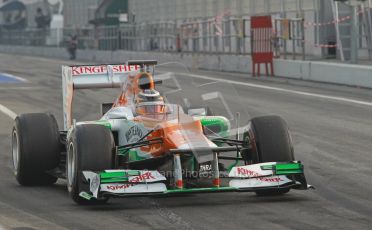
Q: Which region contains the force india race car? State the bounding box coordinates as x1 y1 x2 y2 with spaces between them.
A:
11 60 312 204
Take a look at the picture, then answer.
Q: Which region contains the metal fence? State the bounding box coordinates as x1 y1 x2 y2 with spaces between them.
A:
61 23 177 52
274 18 306 60
2 0 371 62
179 17 251 54
0 17 254 55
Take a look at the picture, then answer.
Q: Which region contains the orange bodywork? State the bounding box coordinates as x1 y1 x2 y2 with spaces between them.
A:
135 114 214 157
111 71 214 158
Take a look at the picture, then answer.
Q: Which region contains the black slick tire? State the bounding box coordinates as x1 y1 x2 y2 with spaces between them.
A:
12 113 60 186
249 115 294 196
66 124 114 205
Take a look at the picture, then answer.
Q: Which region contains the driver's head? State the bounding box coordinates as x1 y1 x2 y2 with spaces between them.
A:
135 89 165 115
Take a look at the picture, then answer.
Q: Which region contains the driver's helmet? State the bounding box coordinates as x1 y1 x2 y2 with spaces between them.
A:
135 89 165 115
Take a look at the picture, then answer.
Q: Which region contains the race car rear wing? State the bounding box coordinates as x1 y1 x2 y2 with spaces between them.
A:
62 61 156 131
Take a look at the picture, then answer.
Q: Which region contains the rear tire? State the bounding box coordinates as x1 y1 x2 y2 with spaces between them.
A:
12 113 60 186
67 124 114 205
249 115 294 196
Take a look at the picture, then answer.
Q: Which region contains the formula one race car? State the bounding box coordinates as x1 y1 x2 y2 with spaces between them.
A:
11 60 312 204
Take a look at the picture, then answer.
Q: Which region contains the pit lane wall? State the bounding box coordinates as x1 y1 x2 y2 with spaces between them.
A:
1 45 372 89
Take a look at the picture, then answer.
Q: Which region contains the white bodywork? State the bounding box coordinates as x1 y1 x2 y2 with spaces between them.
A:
62 64 139 131
101 107 134 120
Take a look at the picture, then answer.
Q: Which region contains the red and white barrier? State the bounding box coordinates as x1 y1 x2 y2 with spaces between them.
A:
304 7 371 28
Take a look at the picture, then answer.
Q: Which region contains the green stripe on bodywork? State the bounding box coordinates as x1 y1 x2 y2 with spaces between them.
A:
200 116 230 138
79 120 112 129
87 120 112 129
273 163 304 175
276 163 303 170
100 170 142 183
100 171 126 179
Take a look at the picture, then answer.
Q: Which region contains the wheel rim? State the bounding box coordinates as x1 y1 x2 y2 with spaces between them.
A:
12 130 19 173
67 142 76 189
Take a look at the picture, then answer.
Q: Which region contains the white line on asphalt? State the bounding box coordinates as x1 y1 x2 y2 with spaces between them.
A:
181 73 372 107
0 104 17 120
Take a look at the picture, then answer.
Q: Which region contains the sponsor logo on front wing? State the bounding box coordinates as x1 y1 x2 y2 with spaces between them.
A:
105 172 156 191
229 164 292 188
236 167 283 182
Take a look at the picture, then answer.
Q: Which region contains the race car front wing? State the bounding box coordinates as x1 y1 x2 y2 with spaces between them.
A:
79 161 313 200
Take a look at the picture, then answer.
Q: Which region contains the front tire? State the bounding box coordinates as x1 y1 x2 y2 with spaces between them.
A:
67 124 114 204
249 115 294 196
12 113 60 186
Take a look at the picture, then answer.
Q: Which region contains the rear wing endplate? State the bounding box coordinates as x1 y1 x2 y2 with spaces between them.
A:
61 64 139 131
